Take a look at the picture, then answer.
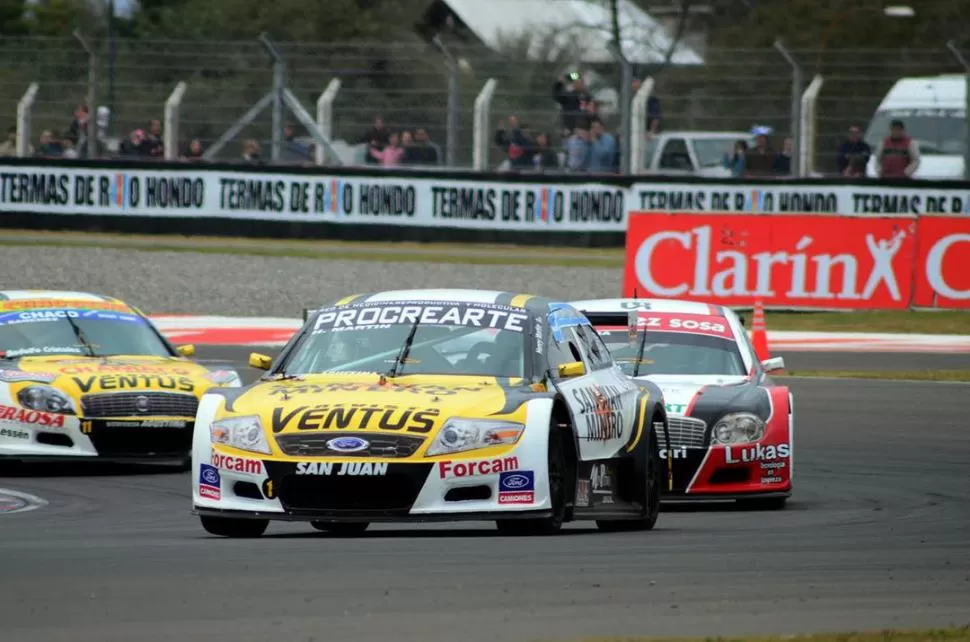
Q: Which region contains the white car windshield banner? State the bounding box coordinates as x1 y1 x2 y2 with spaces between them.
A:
312 301 529 333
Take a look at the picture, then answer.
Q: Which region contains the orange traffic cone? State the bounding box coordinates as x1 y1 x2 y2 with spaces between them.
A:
751 299 772 362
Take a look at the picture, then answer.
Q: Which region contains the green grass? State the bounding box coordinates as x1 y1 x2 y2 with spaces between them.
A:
779 370 970 383
563 628 970 642
764 311 970 335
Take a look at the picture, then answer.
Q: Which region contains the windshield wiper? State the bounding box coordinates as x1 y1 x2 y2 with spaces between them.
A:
64 314 97 357
632 326 649 378
385 318 420 380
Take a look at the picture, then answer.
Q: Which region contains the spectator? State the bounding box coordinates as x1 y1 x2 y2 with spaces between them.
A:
183 138 204 161
587 118 616 173
837 125 872 176
61 138 78 159
36 130 62 157
564 126 591 172
531 132 560 171
144 119 164 158
406 128 441 166
361 116 390 165
400 131 414 148
875 119 920 179
494 115 533 170
369 131 404 166
744 133 776 177
774 137 793 175
553 72 592 137
845 154 867 178
119 129 147 157
632 79 662 137
241 139 261 163
0 126 19 156
722 140 748 177
282 121 310 163
66 103 89 147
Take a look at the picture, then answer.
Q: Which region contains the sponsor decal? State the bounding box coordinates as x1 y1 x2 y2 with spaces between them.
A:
498 470 535 504
4 346 83 357
271 403 439 434
204 369 240 385
624 214 916 309
913 216 970 308
0 299 131 313
760 475 783 484
266 382 483 397
211 450 263 474
590 464 614 494
439 456 519 479
0 404 66 428
59 364 193 375
636 312 733 340
199 463 221 500
576 479 591 507
760 460 786 470
72 375 195 393
312 302 528 333
724 443 790 464
104 420 186 428
664 402 687 414
326 436 370 453
547 302 587 342
295 461 389 476
0 369 57 383
659 446 688 459
0 427 30 440
571 384 625 441
81 420 93 433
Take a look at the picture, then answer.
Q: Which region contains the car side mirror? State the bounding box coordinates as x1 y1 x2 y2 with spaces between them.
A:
249 353 273 370
761 357 785 373
176 344 195 357
558 361 586 378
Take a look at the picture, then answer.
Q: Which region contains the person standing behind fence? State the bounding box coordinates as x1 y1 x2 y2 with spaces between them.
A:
744 133 776 177
565 126 591 172
587 119 616 173
723 140 747 177
553 72 592 138
875 119 920 179
837 125 872 176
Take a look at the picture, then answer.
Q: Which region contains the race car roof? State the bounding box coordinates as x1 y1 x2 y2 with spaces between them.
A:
571 298 724 316
0 290 123 303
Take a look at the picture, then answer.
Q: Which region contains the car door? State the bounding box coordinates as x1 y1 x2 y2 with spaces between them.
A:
546 305 637 460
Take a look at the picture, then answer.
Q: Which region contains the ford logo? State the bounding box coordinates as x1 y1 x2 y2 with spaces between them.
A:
201 468 219 485
326 437 370 453
502 474 530 489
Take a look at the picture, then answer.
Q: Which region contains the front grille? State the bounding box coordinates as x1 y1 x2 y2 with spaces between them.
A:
81 392 198 418
278 469 429 514
87 424 192 457
275 432 425 458
658 416 708 448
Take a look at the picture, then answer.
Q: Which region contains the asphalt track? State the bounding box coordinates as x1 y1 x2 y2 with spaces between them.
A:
1 348 969 642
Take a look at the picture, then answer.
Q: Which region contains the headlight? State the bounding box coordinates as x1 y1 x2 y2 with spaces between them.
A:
210 415 271 454
712 413 765 445
17 385 76 414
425 418 524 456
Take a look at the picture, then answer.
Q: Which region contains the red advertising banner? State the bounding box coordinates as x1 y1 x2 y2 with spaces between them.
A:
623 212 918 309
913 216 970 309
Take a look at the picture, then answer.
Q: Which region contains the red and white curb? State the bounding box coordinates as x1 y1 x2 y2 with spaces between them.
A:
149 315 970 353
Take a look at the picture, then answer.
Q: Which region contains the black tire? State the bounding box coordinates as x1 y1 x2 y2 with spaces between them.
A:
199 515 268 538
496 420 567 536
596 420 662 532
310 521 370 536
737 496 788 511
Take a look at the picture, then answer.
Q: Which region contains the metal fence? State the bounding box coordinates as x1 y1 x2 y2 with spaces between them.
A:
1 35 968 177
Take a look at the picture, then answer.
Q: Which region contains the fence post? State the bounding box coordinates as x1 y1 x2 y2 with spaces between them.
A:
606 40 633 176
164 82 187 161
799 74 823 177
431 36 459 168
16 83 39 158
630 77 655 174
472 79 497 170
73 30 99 159
315 79 342 166
260 34 286 163
946 40 970 180
774 39 803 177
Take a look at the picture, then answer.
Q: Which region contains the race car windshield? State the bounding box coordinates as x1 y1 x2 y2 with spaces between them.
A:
282 301 529 378
0 307 173 359
594 327 747 377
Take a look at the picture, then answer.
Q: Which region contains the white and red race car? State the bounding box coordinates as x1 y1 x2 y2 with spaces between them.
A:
572 298 793 509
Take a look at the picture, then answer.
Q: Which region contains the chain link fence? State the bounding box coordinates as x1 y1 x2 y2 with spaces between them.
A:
1 35 967 176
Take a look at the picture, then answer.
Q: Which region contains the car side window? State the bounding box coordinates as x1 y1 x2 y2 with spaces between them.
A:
546 326 584 380
658 138 691 170
572 322 612 372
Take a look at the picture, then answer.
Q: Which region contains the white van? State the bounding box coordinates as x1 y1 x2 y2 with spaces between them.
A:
865 74 967 179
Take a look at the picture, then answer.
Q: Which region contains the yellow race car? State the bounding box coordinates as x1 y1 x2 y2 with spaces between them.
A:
0 290 241 464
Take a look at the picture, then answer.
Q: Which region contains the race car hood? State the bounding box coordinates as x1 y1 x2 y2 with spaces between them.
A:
633 374 751 416
0 355 232 402
215 373 535 450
